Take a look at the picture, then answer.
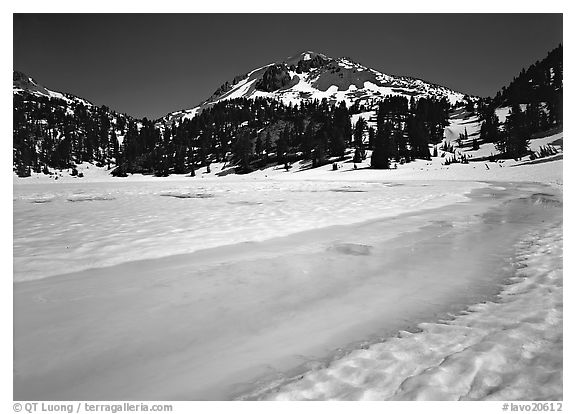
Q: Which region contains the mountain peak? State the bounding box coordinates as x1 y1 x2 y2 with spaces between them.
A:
13 70 45 93
283 50 330 66
13 70 70 102
161 52 470 124
13 70 93 106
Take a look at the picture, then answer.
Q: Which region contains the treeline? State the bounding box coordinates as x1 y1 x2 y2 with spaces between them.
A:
371 96 450 168
476 99 559 159
14 88 451 177
13 93 131 177
494 44 562 118
474 44 563 159
116 97 354 176
117 95 449 176
13 44 562 176
476 101 559 160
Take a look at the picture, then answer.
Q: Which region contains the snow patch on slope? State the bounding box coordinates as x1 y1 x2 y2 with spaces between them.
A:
161 53 469 124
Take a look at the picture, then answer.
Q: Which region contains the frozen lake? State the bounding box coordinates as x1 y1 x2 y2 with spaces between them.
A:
13 179 562 400
13 179 482 282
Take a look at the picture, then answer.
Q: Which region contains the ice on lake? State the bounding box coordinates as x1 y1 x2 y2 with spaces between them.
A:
13 179 562 400
13 179 482 282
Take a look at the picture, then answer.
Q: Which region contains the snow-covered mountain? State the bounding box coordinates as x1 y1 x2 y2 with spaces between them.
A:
163 51 470 124
13 70 139 177
13 70 94 107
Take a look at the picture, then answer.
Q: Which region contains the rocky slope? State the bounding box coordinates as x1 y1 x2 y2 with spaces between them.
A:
162 51 470 125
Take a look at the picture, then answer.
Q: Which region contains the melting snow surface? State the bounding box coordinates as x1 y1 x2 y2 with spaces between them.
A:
13 181 562 400
251 222 563 401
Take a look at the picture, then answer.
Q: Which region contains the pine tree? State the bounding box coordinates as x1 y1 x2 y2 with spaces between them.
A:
232 129 253 173
479 107 500 143
264 131 272 162
372 121 392 169
368 127 375 150
301 122 314 159
525 102 541 133
254 134 263 157
123 120 139 164
329 125 346 158
353 147 363 163
497 104 530 159
354 117 366 149
407 113 430 160
110 129 119 163
276 127 289 165
330 102 351 156
311 125 328 167
187 146 196 177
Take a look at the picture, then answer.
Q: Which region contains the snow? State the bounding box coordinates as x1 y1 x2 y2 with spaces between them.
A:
13 123 563 400
14 124 563 284
351 110 377 135
249 73 376 108
46 89 68 101
247 149 562 189
219 78 258 101
440 110 563 164
254 221 562 400
181 107 201 121
163 54 467 124
528 131 563 152
496 107 510 123
443 110 482 145
13 177 563 400
14 81 91 107
359 81 390 98
13 179 481 282
338 59 354 69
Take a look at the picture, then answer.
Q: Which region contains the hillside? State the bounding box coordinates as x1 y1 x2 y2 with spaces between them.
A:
163 51 469 125
14 51 463 178
493 45 562 108
13 71 94 107
13 46 562 180
13 71 141 177
472 44 563 160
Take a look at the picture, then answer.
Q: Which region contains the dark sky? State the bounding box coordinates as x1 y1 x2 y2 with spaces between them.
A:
14 14 562 119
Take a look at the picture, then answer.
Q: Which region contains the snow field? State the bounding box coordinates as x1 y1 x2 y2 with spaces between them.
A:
13 180 482 282
255 220 563 401
12 116 563 400
14 180 561 400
